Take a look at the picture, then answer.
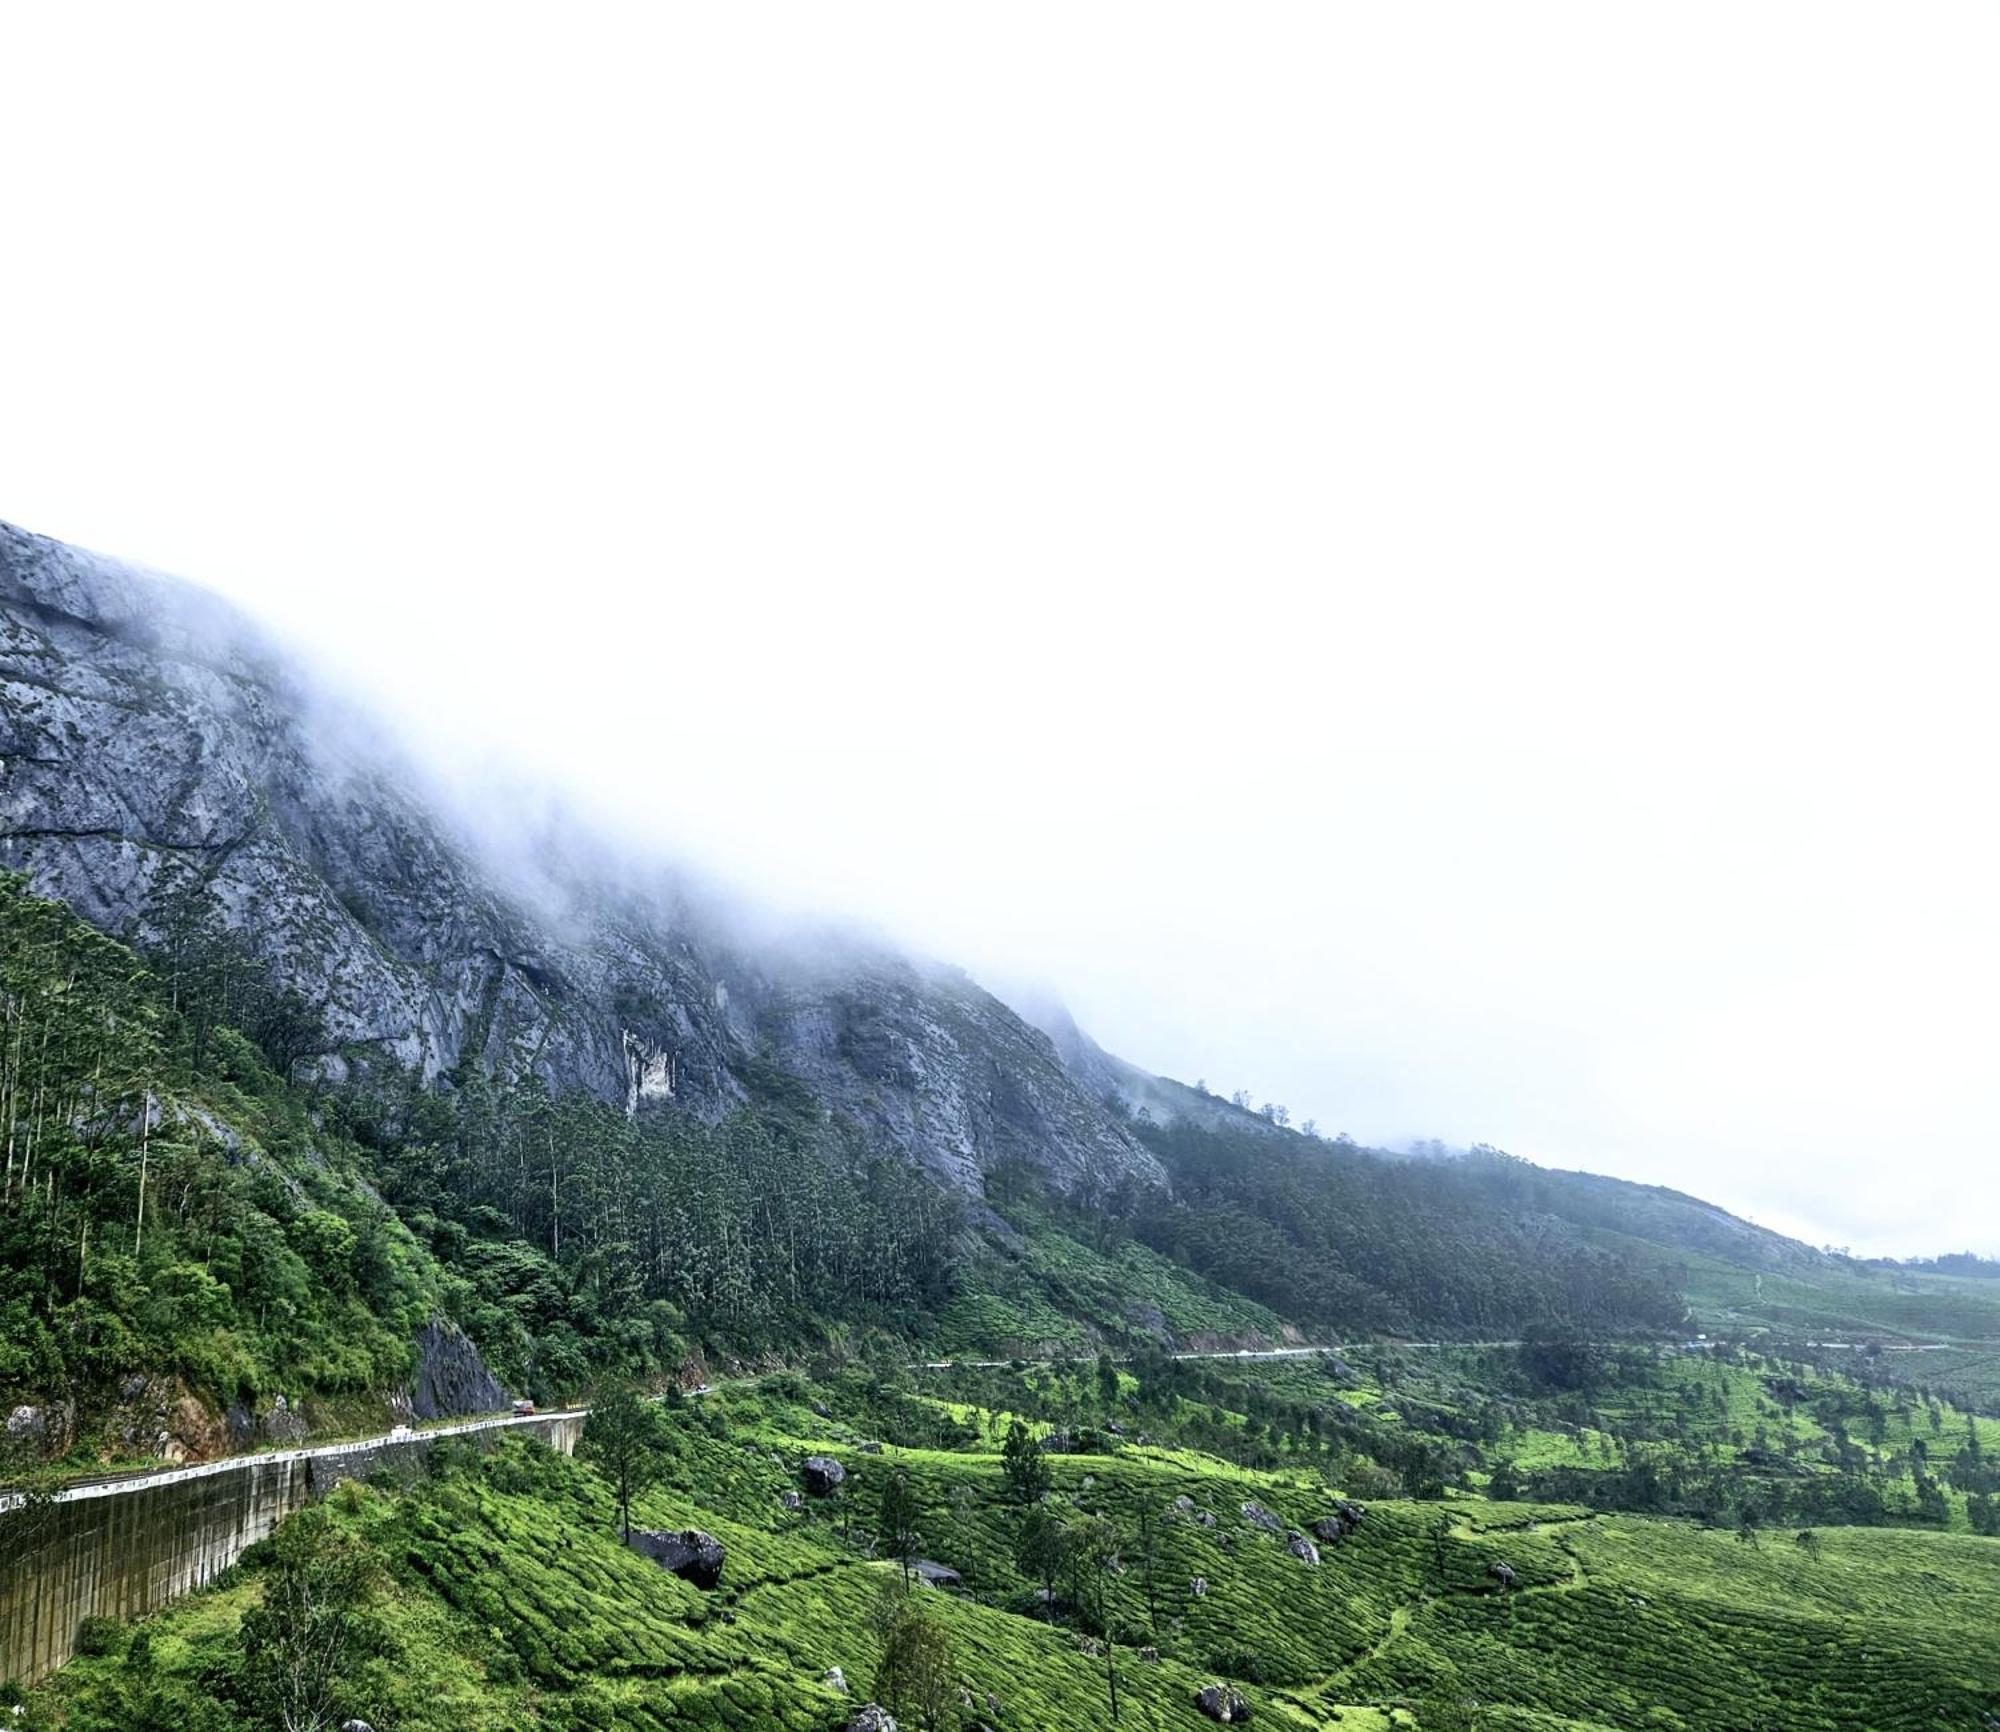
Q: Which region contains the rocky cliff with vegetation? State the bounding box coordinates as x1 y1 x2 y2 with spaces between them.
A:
0 520 1157 1200
6 521 2000 1732
9 519 2000 1472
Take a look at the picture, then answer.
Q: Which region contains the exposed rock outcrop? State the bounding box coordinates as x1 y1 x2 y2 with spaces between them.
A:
1240 1499 1283 1535
627 1527 725 1590
6 1404 57 1453
802 1455 846 1496
1195 1682 1252 1722
1174 1493 1218 1528
100 1380 231 1463
1312 1499 1367 1545
263 1395 309 1444
409 1319 507 1420
0 520 1163 1202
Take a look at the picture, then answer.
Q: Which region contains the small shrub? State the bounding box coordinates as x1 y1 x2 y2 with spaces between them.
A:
1206 1646 1273 1683
75 1616 126 1658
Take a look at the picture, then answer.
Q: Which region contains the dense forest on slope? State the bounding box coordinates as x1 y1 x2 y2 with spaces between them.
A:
1124 1121 1687 1336
345 1065 963 1384
0 873 451 1451
12 859 2000 1481
3 870 1749 1468
1888 1252 2000 1279
0 874 966 1455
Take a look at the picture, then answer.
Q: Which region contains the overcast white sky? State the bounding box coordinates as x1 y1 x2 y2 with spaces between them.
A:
4 5 1996 1256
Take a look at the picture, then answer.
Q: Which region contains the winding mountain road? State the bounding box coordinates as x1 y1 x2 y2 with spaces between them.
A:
13 1332 1966 1509
2 1407 590 1511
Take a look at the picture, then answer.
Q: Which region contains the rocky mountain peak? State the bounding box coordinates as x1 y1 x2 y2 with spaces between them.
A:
0 520 1162 1197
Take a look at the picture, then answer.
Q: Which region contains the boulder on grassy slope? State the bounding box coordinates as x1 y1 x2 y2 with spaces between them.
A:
1196 1682 1252 1722
626 1528 725 1589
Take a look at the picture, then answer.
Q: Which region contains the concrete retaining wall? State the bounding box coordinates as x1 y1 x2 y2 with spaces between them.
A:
0 1409 583 1686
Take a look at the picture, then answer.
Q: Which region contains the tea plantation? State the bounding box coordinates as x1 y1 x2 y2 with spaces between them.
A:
19 1359 1999 1732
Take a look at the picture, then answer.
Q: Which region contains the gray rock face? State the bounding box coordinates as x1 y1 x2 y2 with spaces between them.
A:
1312 1499 1367 1545
1192 1680 1240 1720
0 521 1163 1201
1240 1500 1283 1536
844 1708 898 1732
1285 1531 1320 1567
802 1455 846 1496
409 1319 506 1420
627 1527 725 1589
1195 1683 1252 1722
263 1396 308 1444
1173 1493 1217 1527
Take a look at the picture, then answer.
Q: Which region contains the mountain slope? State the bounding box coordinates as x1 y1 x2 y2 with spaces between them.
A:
1011 989 1292 1139
7 517 1994 1474
0 870 504 1464
0 521 1157 1200
28 1371 2000 1732
9 526 2000 1732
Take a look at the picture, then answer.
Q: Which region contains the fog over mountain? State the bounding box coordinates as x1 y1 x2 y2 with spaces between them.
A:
3 6 1996 1256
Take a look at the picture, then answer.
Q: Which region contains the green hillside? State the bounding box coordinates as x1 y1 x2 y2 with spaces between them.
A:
20 1363 1999 1731
0 873 458 1461
9 869 2000 1730
16 866 1927 1476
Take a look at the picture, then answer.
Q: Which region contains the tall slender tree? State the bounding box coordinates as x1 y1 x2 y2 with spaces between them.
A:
1003 1418 1051 1505
879 1465 921 1586
1063 1513 1125 1722
582 1381 663 1541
